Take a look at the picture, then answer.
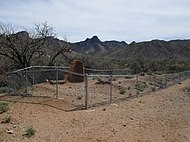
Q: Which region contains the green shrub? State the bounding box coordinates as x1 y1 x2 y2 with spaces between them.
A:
24 127 36 138
135 81 148 92
183 87 190 93
0 101 9 113
97 78 102 82
76 95 83 100
154 72 162 75
127 86 131 90
139 72 145 76
151 87 156 91
119 87 126 95
124 75 134 79
112 77 117 81
147 71 153 75
4 116 11 123
0 87 9 93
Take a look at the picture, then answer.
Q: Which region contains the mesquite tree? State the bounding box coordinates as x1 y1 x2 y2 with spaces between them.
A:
0 22 72 69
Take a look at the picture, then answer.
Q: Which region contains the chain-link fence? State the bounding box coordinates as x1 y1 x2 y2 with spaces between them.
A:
83 70 190 109
8 66 69 97
6 66 190 109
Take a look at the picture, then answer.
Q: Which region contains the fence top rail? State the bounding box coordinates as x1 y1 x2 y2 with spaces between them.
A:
85 68 130 72
8 66 33 74
7 65 190 76
33 66 69 69
88 74 134 77
64 70 85 77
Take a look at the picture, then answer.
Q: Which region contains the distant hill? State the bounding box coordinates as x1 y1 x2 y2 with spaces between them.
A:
73 36 127 55
1 31 190 61
72 36 190 60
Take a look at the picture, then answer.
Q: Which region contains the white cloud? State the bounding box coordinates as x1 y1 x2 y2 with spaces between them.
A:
0 0 190 43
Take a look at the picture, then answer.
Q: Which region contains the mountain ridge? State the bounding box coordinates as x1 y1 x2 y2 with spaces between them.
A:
72 35 190 60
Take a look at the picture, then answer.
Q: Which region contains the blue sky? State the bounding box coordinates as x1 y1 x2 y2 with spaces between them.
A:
0 0 190 43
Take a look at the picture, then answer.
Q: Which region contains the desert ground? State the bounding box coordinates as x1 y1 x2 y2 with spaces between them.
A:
0 78 190 142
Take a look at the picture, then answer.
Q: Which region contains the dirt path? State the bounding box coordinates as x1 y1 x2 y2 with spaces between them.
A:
0 79 190 142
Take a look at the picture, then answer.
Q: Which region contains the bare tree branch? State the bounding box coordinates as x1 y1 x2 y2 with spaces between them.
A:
0 22 72 69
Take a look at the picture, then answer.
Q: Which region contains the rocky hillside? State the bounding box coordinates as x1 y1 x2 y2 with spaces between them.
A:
73 36 127 55
72 36 190 60
1 31 190 61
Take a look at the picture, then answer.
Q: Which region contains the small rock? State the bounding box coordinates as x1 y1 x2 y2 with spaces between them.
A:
111 104 118 107
6 129 14 134
102 108 106 111
130 117 134 120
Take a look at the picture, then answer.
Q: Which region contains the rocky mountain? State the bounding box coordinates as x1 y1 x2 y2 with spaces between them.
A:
72 36 190 60
1 31 190 61
108 39 190 60
73 36 127 55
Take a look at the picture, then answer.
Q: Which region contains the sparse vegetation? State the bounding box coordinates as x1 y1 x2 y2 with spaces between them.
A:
151 87 156 91
124 76 134 79
0 86 9 93
183 87 190 93
135 81 148 92
119 87 126 95
97 78 102 82
0 101 9 113
4 115 11 123
139 72 145 76
77 95 83 100
24 127 36 138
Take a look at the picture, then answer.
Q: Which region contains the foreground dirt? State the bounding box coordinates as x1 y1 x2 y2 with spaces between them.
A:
0 79 190 142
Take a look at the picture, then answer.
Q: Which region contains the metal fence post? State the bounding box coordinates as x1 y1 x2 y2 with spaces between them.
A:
165 74 167 88
31 66 35 96
109 73 113 104
56 67 59 99
85 74 88 110
32 66 35 85
25 69 28 96
136 75 139 95
154 75 157 91
8 74 11 95
172 74 175 85
136 75 139 83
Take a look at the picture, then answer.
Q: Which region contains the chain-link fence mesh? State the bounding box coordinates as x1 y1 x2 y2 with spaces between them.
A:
6 66 190 109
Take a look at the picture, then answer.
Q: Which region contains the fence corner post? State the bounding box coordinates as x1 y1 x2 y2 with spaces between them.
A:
56 67 59 99
110 73 113 104
85 73 88 110
25 69 28 96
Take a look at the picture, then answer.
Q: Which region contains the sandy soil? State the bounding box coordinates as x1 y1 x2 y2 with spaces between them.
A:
29 75 176 107
0 78 190 142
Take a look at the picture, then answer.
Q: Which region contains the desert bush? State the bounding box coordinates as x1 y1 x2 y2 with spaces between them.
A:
4 115 11 123
183 87 190 93
151 87 156 91
76 95 83 100
24 127 36 138
127 86 131 90
147 71 153 75
0 87 9 93
0 101 9 113
139 72 145 76
135 81 148 92
97 78 102 82
124 75 134 79
154 71 162 75
119 87 126 95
